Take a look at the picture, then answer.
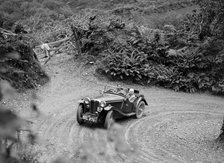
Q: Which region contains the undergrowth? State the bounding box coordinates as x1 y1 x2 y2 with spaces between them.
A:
0 34 49 90
1 0 224 162
71 9 224 94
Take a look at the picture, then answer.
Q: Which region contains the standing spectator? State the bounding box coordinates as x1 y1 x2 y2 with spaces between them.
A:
40 42 51 58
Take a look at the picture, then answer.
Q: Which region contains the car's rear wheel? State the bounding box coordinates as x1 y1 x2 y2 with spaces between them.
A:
104 111 114 129
77 104 84 124
135 101 145 119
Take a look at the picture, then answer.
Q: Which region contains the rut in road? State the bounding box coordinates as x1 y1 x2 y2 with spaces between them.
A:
5 54 224 163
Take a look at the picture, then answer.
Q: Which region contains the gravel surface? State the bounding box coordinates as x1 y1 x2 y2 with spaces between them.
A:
3 54 224 163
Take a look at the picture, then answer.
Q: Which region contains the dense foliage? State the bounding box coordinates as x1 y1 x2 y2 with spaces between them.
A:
196 0 224 39
1 0 224 161
0 0 73 29
0 34 49 90
71 3 224 94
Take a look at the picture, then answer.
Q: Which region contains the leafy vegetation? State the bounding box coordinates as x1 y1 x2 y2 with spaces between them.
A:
68 0 224 94
0 34 49 90
0 79 39 163
1 0 224 162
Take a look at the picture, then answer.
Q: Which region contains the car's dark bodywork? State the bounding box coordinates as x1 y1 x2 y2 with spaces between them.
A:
77 86 148 125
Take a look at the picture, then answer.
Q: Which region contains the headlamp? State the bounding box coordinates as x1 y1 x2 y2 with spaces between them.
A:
100 101 106 108
97 107 103 112
84 97 90 104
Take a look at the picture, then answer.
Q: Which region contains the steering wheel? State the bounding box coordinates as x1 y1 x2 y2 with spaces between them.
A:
107 89 116 93
118 92 124 96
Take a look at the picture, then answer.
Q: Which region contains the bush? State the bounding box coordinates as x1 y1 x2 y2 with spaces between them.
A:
100 36 224 93
70 14 224 94
0 34 49 90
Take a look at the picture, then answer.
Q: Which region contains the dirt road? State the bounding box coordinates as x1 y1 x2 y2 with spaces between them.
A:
4 54 224 163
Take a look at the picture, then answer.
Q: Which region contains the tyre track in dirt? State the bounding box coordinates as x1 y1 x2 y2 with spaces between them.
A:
125 110 224 163
74 91 224 163
31 55 120 162
6 55 224 163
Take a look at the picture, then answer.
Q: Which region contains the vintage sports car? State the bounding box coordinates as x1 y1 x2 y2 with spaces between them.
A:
76 85 148 129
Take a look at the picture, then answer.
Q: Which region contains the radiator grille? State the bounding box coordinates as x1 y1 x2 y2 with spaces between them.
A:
90 100 99 113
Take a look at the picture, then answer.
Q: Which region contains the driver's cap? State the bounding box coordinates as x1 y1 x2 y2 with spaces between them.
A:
129 88 134 93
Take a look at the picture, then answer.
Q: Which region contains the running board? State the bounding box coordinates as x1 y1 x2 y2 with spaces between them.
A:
113 109 136 117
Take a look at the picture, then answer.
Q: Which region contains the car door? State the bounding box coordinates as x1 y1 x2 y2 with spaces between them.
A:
122 98 134 113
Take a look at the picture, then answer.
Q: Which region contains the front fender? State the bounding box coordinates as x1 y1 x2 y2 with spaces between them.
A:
142 97 148 105
104 105 113 111
79 97 91 104
78 99 84 104
134 96 148 107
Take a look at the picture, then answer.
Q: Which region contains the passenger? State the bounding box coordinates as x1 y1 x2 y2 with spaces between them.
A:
117 88 127 96
127 88 136 103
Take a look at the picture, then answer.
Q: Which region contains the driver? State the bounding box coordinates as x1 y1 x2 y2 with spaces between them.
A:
127 88 136 102
117 87 126 95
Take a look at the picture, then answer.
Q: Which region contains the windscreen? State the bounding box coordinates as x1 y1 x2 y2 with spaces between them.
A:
104 86 128 96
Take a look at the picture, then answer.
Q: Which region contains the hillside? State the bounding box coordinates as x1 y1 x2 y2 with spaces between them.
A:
67 0 195 11
0 0 197 30
1 0 224 163
67 0 197 27
0 33 49 91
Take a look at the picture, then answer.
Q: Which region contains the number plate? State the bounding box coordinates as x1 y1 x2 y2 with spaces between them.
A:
90 117 96 122
83 115 97 122
83 115 88 120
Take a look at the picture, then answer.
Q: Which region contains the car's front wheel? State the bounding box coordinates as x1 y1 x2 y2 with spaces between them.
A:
135 101 145 119
104 111 114 129
77 104 84 124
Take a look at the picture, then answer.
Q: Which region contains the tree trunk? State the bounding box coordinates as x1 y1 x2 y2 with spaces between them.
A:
71 26 82 56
